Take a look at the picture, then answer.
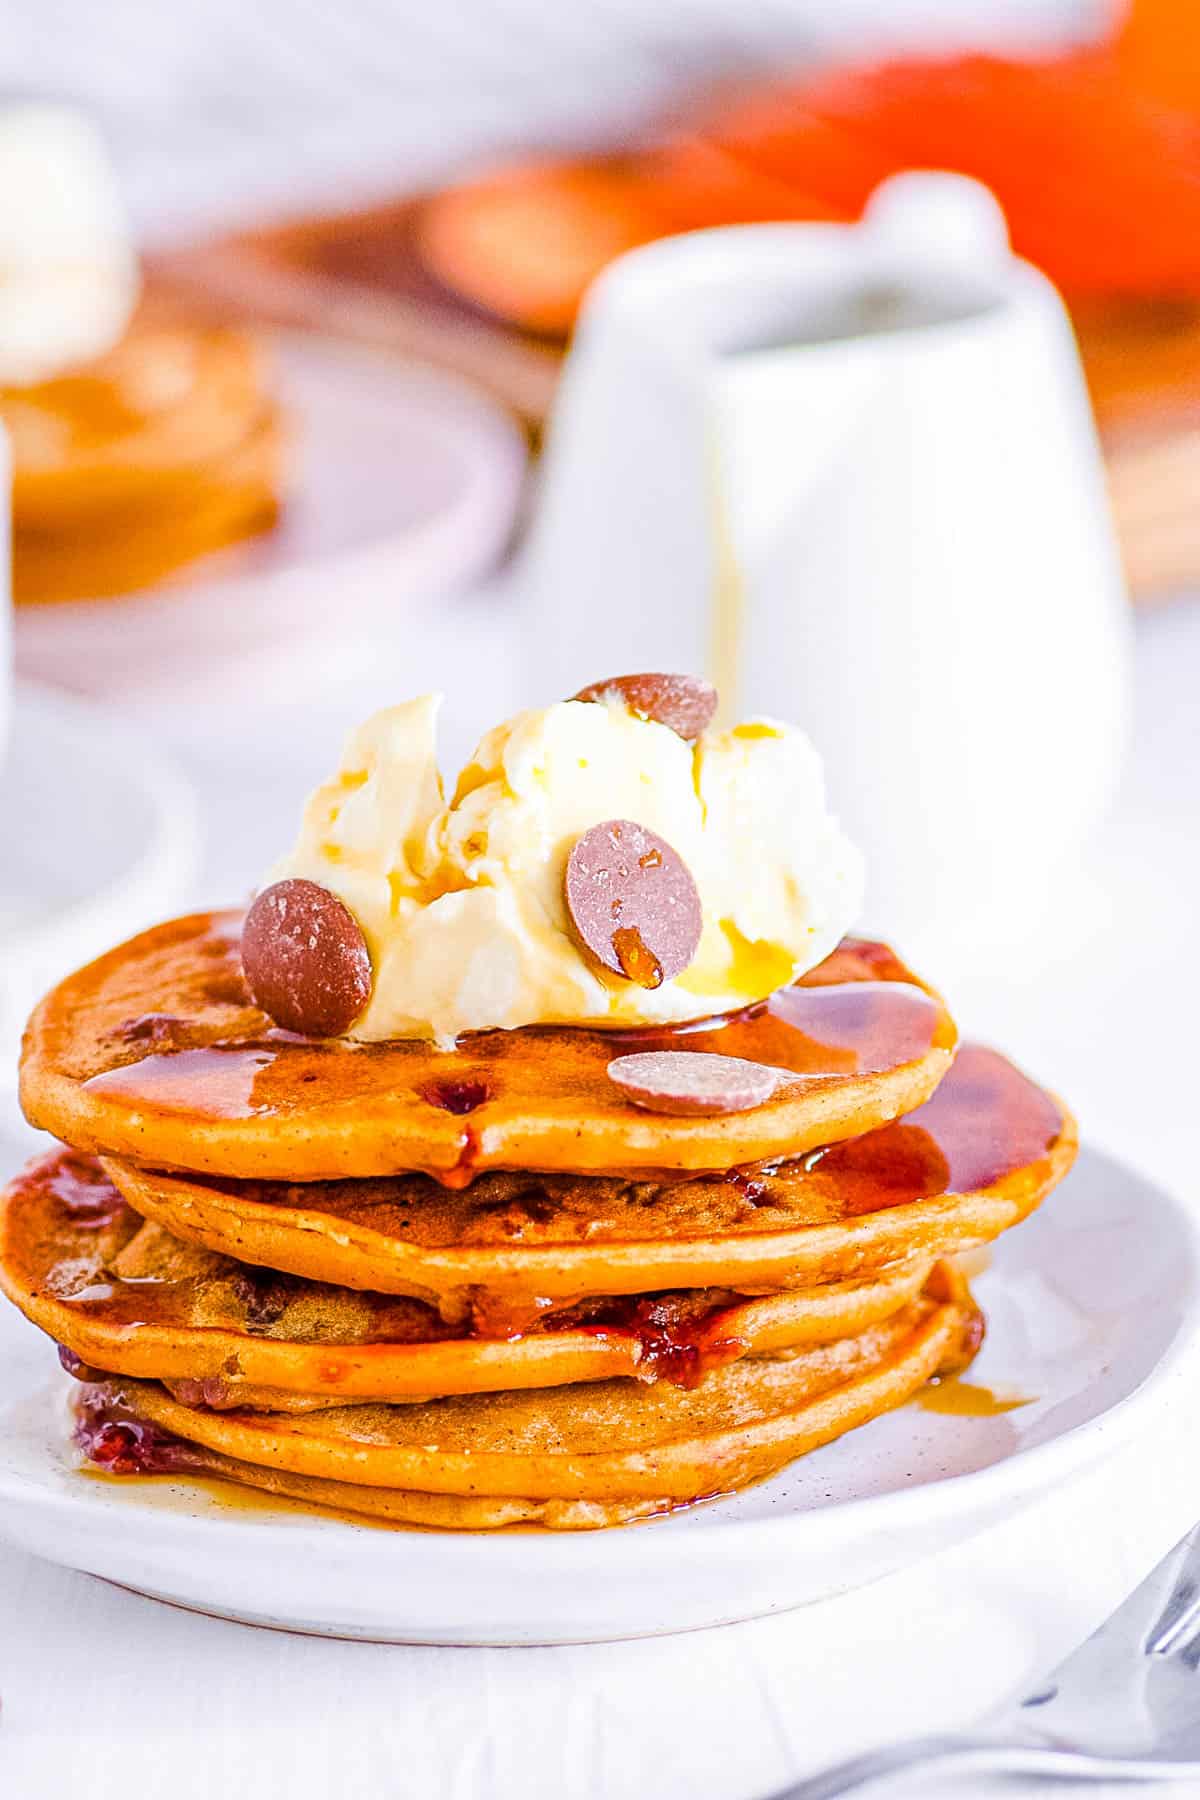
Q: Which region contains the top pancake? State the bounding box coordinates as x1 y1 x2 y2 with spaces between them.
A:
5 311 282 604
20 914 956 1182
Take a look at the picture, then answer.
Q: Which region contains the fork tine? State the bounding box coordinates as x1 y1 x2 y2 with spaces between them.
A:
1145 1580 1200 1656
1146 1561 1200 1657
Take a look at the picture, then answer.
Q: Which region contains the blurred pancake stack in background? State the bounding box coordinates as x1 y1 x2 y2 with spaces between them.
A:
0 104 283 606
7 313 282 605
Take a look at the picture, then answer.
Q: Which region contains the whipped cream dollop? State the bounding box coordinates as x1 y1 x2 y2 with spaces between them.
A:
0 104 140 386
266 694 864 1045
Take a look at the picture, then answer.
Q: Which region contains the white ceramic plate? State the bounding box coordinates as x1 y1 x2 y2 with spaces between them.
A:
14 333 527 711
0 683 200 1090
0 1144 1194 1646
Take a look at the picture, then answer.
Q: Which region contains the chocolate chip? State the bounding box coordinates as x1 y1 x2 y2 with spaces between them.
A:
565 820 702 988
572 672 718 741
241 878 372 1038
607 1050 785 1114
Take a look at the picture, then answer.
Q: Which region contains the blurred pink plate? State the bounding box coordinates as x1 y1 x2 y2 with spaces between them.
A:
14 333 527 710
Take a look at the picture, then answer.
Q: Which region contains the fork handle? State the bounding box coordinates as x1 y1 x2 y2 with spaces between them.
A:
768 1733 1190 1797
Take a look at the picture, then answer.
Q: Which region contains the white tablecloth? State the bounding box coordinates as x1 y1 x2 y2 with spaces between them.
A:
1 588 1199 1800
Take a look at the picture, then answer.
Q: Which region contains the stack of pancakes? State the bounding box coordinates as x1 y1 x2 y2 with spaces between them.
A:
0 912 1076 1530
4 307 283 604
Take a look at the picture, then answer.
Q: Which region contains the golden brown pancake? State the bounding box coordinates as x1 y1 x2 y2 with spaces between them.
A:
75 1390 667 1530
3 314 282 603
13 414 280 604
71 1263 979 1525
5 320 272 524
0 1150 931 1403
21 915 956 1182
104 1047 1075 1321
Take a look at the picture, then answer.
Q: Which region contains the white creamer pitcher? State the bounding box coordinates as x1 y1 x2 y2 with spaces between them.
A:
521 173 1130 956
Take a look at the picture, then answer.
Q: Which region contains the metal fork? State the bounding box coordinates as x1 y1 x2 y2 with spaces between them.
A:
767 1521 1200 1796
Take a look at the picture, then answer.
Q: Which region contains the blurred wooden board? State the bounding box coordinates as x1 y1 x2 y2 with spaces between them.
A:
1073 298 1200 603
152 202 1200 605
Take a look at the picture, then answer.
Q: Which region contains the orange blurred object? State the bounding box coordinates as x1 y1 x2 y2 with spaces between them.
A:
1115 0 1200 110
420 1 1200 335
418 163 683 338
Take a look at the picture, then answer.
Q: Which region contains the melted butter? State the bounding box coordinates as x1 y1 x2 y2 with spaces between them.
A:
708 920 797 1000
730 722 781 742
916 1376 1034 1418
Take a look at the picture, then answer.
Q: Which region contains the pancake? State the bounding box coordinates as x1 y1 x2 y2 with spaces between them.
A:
0 1150 931 1403
12 412 280 604
3 315 283 604
104 1047 1075 1321
74 1387 666 1529
20 914 956 1182
4 318 273 527
71 1262 979 1524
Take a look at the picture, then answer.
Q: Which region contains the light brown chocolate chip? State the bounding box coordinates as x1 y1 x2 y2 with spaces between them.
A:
565 820 702 989
572 672 718 741
607 1050 785 1115
241 878 372 1038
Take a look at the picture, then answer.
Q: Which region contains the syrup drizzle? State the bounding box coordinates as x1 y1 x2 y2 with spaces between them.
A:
83 959 942 1131
809 1043 1063 1204
916 1377 1034 1418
